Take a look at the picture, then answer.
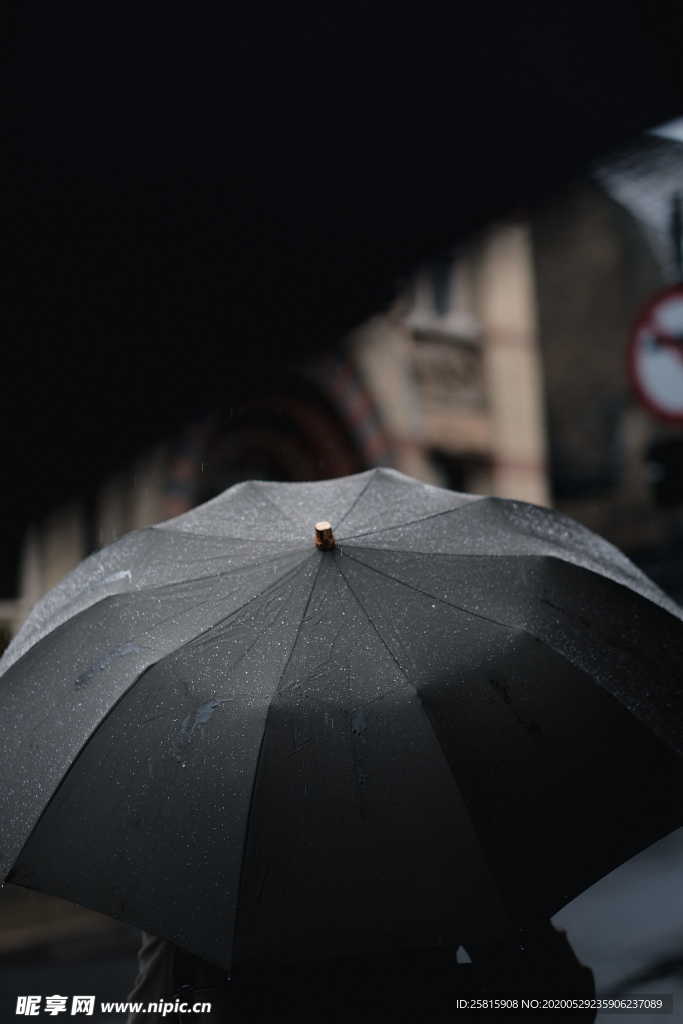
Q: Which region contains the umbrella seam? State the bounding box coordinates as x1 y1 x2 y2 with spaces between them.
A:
0 556 319 914
342 547 683 650
343 545 683 645
165 556 318 656
272 556 326 695
335 558 514 933
183 561 317 660
0 551 311 677
113 549 313 598
42 556 314 681
152 526 306 544
245 481 305 529
340 550 683 753
339 548 519 634
0 560 313 800
332 471 377 532
97 557 312 666
338 497 490 541
229 554 326 966
343 544 666 598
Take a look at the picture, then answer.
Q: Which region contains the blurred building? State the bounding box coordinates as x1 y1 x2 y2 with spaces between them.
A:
0 225 553 640
534 133 683 600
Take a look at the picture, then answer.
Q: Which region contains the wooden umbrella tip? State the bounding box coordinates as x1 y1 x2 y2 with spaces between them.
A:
314 521 336 550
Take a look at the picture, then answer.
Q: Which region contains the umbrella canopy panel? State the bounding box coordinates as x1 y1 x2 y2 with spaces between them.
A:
1 469 681 969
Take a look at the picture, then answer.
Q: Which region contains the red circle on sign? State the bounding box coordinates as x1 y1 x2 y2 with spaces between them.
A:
628 283 683 423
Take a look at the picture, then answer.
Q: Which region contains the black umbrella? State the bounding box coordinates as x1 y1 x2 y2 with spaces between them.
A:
0 469 681 970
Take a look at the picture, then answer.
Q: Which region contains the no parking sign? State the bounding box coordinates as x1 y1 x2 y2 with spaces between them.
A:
629 283 683 422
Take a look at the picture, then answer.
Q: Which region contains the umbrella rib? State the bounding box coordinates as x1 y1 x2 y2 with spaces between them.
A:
273 555 326 691
229 555 325 959
72 555 316 682
176 555 318 654
342 546 571 562
335 561 409 680
120 548 312 597
333 473 376 532
335 559 514 923
338 497 489 541
0 560 320 920
342 544 655 586
339 548 517 634
245 483 304 529
186 559 318 661
153 526 302 544
342 547 680 674
0 552 310 678
344 544 683 622
152 525 304 546
173 566 319 708
341 552 682 752
56 560 318 793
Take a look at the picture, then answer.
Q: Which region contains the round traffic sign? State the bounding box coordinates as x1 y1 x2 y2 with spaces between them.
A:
629 283 683 422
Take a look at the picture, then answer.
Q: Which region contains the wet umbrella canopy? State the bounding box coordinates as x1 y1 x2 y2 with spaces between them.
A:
0 469 681 970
